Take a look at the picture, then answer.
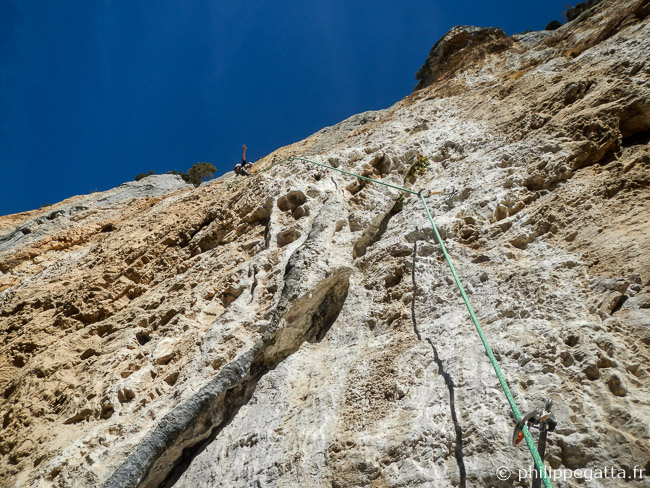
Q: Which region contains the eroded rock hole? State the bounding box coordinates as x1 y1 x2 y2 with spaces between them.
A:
385 267 405 288
80 348 97 360
621 128 650 148
277 190 307 212
3 383 16 399
611 294 628 314
244 198 274 225
221 286 245 307
101 223 117 233
136 330 151 346
564 334 579 347
346 180 366 195
277 228 302 247
370 153 392 175
164 372 180 386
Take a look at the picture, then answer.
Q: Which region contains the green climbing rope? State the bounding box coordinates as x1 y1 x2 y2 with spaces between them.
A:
282 155 553 488
289 156 420 195
419 194 551 488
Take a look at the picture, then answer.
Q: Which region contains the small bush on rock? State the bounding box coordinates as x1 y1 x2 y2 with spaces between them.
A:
139 162 217 187
187 162 216 187
545 20 563 30
409 154 430 177
167 163 217 187
167 170 191 184
134 170 155 181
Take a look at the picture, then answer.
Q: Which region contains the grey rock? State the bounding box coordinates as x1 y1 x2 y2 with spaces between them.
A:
415 25 507 90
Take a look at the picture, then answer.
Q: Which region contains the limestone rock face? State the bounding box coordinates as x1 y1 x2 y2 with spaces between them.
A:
1 0 649 487
567 0 604 21
414 26 508 91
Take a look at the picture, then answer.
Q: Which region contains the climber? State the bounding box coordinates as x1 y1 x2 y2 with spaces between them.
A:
234 144 253 176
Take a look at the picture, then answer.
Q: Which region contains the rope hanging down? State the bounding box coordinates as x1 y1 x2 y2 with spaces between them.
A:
283 156 554 488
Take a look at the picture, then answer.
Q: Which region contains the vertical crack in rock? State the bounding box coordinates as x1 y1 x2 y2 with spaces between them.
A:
249 264 258 303
105 202 352 488
263 219 272 250
410 238 467 487
181 209 219 247
259 199 353 365
353 198 404 259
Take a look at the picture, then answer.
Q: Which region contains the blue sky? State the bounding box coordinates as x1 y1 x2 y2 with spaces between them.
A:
0 1 569 215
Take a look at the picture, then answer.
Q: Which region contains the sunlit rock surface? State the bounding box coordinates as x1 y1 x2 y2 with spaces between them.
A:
1 0 649 486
